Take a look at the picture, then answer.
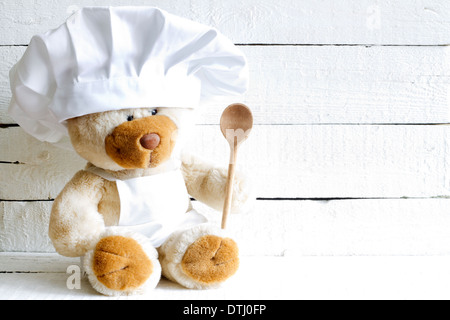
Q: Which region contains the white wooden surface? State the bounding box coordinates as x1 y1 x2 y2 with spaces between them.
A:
1 0 450 45
1 0 450 299
2 125 449 200
2 254 450 300
4 199 450 256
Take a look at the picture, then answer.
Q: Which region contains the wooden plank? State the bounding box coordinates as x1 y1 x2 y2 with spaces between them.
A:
190 125 450 199
1 0 450 46
0 46 25 124
1 125 449 200
198 199 450 257
2 45 450 125
3 199 450 256
2 256 450 300
0 127 86 200
223 45 450 125
0 253 78 272
0 202 54 252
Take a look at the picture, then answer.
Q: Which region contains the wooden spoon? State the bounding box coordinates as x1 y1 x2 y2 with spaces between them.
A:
220 103 254 229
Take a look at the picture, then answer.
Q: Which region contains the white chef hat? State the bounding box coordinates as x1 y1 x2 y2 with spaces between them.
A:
9 7 249 143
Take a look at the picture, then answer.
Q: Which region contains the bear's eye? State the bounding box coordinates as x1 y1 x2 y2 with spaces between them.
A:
151 109 158 116
127 115 134 121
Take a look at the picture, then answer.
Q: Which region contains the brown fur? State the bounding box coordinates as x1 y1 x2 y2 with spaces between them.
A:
181 235 239 285
49 171 107 257
105 115 177 169
93 236 153 291
97 178 121 226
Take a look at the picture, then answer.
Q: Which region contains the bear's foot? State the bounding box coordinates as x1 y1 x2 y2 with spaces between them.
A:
159 224 239 289
84 228 161 296
181 235 239 285
93 236 152 291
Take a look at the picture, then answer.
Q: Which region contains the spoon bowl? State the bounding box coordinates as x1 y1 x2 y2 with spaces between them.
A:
220 103 254 148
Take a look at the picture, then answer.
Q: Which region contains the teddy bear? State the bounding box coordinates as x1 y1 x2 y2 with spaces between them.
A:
49 106 252 295
8 7 252 296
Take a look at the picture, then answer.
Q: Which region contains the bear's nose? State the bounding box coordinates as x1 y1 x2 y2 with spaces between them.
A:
140 133 160 150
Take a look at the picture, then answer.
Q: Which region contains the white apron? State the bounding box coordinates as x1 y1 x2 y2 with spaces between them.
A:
86 166 207 247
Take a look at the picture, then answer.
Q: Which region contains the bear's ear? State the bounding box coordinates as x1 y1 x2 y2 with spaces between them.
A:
66 109 127 147
66 116 84 146
67 114 103 148
65 112 126 171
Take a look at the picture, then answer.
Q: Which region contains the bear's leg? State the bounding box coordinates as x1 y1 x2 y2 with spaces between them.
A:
83 228 161 296
159 224 239 289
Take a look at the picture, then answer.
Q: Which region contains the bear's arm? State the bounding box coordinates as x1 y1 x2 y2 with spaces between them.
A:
180 153 254 214
49 170 107 257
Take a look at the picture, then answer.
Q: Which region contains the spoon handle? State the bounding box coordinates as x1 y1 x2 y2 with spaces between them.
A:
221 148 238 229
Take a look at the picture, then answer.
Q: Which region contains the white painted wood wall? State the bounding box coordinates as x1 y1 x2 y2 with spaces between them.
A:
1 0 450 257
